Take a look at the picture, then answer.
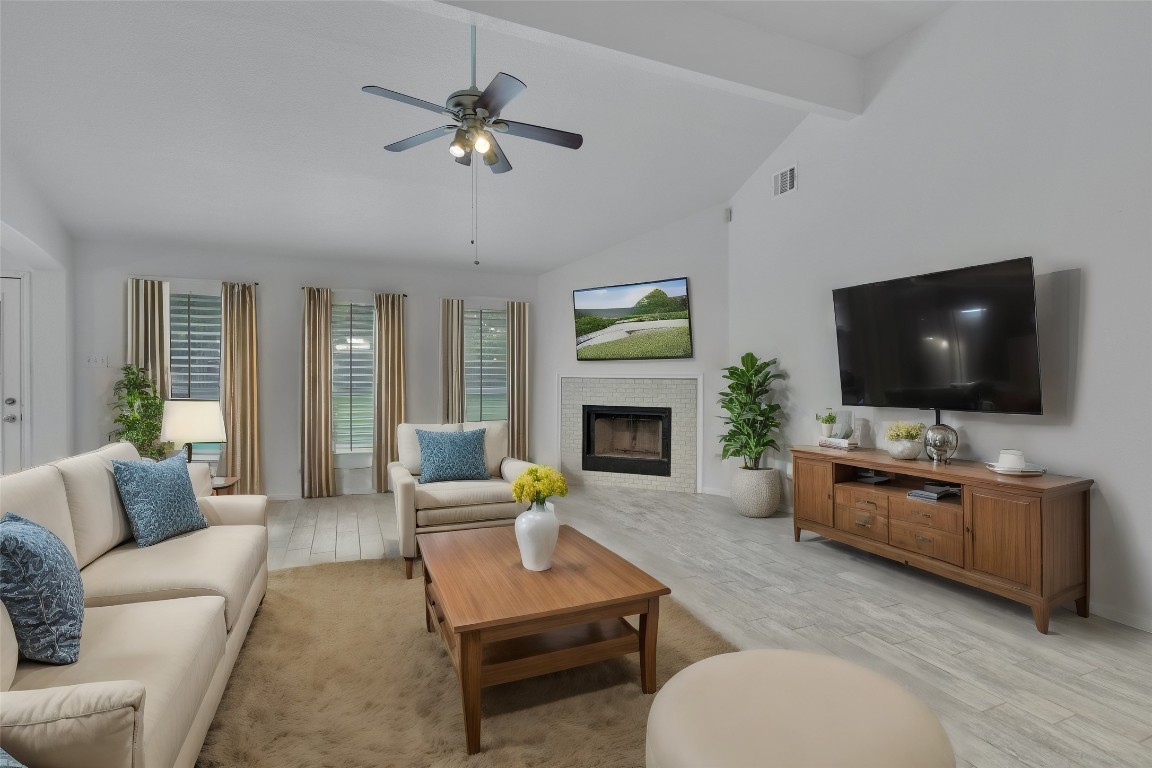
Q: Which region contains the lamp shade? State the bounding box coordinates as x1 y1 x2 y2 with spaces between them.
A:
161 400 227 444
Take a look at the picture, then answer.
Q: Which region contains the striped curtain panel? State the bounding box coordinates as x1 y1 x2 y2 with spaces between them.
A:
219 283 262 494
126 278 171 397
373 293 407 492
440 298 465 424
507 301 530 460
301 287 335 498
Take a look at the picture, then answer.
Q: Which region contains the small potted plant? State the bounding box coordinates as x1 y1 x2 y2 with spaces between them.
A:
886 421 927 460
817 409 837 438
511 465 569 571
719 352 784 518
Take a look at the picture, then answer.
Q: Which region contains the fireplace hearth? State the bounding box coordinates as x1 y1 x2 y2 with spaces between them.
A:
582 405 672 477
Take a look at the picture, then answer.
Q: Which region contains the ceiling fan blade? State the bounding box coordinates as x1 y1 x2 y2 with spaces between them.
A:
493 120 583 150
475 72 526 118
384 125 456 152
362 85 448 115
482 134 512 174
456 150 472 167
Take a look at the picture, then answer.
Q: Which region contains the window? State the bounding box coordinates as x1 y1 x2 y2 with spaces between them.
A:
168 292 223 465
331 302 375 453
464 308 508 422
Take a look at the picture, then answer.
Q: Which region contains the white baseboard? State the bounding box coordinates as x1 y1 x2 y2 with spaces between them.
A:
1090 601 1152 634
266 493 299 501
701 485 729 497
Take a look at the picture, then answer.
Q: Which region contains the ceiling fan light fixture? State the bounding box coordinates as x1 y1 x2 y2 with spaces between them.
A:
449 128 470 157
473 131 491 154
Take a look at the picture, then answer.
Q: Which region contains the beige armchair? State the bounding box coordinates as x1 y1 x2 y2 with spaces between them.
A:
388 420 536 578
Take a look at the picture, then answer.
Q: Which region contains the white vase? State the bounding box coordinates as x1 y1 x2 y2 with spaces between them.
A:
888 439 923 460
515 501 560 571
729 467 782 518
820 423 834 438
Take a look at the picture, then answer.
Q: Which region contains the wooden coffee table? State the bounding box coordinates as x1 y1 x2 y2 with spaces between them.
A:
417 524 671 754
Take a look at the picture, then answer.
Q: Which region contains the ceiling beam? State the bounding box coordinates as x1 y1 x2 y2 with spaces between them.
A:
424 0 862 119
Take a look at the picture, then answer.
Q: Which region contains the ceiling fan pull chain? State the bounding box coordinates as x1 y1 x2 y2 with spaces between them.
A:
472 158 480 266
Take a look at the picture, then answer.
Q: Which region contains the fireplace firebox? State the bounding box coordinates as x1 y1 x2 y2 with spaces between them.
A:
582 405 672 477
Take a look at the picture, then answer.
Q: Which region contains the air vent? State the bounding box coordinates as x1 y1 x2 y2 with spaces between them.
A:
773 166 796 197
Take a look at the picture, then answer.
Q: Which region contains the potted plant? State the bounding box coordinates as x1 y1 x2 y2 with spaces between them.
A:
109 364 170 460
816 409 837 438
886 421 926 460
719 352 784 517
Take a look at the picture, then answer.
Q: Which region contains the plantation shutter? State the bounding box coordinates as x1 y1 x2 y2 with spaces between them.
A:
169 293 222 400
463 308 508 422
332 302 375 453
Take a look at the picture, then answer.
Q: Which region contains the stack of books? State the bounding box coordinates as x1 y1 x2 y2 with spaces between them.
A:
818 437 860 451
907 485 961 501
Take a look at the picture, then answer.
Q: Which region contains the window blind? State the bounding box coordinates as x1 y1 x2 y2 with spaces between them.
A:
464 308 508 422
169 292 222 400
332 302 375 453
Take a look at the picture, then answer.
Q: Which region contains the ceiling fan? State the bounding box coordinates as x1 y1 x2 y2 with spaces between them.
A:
362 26 582 174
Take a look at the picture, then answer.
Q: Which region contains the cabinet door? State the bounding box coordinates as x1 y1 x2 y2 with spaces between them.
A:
965 487 1040 593
794 459 833 527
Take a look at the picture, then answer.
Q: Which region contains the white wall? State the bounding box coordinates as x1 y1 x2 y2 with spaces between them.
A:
0 150 74 464
728 2 1152 629
533 206 731 495
72 239 536 498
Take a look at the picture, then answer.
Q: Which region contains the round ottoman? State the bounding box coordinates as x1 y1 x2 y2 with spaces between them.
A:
646 650 955 768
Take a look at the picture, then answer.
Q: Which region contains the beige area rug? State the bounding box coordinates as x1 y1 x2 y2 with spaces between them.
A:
197 559 735 768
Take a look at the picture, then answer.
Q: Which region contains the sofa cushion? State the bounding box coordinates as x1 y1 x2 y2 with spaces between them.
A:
416 501 524 527
79 525 266 632
414 479 516 510
53 442 141 568
10 596 226 768
466 420 509 476
397 422 461 475
187 461 213 497
416 428 490 483
0 465 77 562
0 514 85 665
112 455 208 546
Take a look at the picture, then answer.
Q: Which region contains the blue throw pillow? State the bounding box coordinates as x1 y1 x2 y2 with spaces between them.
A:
0 747 27 768
112 455 208 547
0 514 85 665
416 428 490 484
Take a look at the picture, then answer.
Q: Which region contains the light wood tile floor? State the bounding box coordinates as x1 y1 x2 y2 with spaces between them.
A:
267 487 1152 768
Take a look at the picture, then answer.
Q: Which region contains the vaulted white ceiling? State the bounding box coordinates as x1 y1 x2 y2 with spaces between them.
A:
0 1 948 273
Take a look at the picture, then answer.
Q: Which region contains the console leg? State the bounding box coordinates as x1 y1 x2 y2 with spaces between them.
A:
404 557 415 580
1032 604 1050 634
794 525 801 542
1075 596 1089 618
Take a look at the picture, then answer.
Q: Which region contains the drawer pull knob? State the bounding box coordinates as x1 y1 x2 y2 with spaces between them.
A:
855 519 872 528
919 511 933 518
861 500 876 508
915 534 932 544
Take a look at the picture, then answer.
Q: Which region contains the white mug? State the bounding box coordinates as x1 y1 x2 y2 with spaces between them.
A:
998 449 1025 468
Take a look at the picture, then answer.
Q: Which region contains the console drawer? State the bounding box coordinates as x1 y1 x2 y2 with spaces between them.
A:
834 505 889 543
889 520 963 566
889 497 963 535
834 485 890 514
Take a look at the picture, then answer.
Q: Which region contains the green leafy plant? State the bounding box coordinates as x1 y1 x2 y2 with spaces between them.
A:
817 409 837 425
718 352 784 469
886 421 927 441
109 365 169 459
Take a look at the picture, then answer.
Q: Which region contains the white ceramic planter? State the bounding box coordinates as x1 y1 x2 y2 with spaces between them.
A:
730 467 782 518
819 423 834 438
514 501 560 571
888 439 923 460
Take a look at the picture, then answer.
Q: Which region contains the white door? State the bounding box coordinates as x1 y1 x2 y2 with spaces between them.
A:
0 276 24 473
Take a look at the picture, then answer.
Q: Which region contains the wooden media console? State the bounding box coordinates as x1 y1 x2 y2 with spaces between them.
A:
790 446 1093 634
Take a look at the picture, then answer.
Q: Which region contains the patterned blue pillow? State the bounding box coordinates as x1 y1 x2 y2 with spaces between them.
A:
0 747 27 768
416 428 490 484
0 514 85 665
112 456 208 547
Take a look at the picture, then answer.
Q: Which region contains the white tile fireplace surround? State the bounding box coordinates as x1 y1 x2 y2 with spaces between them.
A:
559 375 701 493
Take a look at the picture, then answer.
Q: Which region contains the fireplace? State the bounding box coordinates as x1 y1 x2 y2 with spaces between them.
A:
582 405 672 477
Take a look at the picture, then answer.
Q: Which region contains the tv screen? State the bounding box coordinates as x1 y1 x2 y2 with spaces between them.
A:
573 277 693 361
833 257 1043 414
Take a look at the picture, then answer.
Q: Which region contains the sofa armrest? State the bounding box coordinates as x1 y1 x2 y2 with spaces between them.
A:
389 462 418 558
0 680 145 768
500 457 539 484
197 495 268 527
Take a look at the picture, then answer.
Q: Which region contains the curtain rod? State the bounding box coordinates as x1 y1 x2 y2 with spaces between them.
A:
301 287 407 297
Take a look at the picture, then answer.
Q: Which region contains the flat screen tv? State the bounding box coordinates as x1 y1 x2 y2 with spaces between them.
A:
573 277 693 361
833 257 1043 414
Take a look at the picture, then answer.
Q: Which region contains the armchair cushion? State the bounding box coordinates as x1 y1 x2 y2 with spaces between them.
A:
397 423 461 475
466 420 509 476
415 429 490 483
414 479 516 510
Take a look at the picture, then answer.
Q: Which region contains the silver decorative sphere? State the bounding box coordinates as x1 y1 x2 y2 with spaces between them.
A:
924 423 959 464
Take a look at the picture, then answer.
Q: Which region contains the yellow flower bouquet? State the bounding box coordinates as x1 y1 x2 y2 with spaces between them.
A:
512 465 569 507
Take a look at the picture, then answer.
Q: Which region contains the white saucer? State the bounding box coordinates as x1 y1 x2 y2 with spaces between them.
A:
985 462 1047 476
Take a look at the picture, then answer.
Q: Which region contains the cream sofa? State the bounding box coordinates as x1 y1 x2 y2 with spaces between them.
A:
0 442 268 768
388 420 535 578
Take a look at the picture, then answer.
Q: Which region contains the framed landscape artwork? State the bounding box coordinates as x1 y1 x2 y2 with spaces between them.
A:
572 277 694 361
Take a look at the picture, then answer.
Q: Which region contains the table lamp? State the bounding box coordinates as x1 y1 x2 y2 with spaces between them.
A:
161 400 227 462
